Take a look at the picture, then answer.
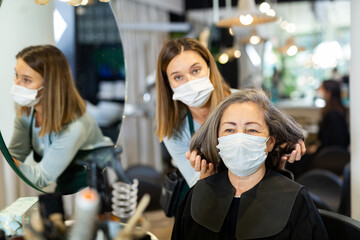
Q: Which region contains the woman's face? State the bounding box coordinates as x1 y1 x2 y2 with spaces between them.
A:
218 102 275 153
166 50 209 89
317 84 331 101
14 58 44 90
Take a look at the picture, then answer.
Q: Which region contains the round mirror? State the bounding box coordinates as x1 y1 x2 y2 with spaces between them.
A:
0 0 126 194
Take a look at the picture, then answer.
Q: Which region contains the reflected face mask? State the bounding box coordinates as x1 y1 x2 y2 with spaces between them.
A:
172 75 214 108
216 133 268 177
11 84 43 107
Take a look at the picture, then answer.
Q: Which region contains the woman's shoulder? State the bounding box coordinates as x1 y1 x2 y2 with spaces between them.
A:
164 116 191 142
263 169 303 192
59 112 99 135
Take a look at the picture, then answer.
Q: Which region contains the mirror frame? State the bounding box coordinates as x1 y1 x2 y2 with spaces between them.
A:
0 0 126 194
0 131 45 192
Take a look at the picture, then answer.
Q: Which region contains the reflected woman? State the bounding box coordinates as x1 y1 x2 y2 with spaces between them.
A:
9 45 113 194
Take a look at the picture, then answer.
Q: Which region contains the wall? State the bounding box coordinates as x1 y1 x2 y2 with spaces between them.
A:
350 0 360 221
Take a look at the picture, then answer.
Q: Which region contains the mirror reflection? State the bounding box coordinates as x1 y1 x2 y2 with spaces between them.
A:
0 0 125 194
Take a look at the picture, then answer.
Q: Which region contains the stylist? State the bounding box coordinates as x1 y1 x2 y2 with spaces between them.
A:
155 38 306 188
9 45 113 194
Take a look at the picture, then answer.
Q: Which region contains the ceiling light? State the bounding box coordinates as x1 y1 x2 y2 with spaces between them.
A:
239 29 265 45
216 0 277 28
234 50 241 58
312 41 343 68
286 23 296 33
250 35 261 45
277 37 305 56
266 9 276 17
239 14 254 25
259 2 270 13
219 53 229 64
287 45 298 56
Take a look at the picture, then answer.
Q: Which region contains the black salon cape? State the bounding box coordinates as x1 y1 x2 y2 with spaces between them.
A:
171 169 329 240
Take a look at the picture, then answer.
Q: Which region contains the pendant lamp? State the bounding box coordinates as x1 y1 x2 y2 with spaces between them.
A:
277 37 305 56
216 0 277 28
239 29 266 45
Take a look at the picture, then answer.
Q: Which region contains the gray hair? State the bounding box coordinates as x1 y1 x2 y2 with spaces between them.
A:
190 88 304 171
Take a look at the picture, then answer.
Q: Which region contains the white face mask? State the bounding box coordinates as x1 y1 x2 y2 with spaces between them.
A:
216 133 268 177
11 84 44 107
172 75 214 108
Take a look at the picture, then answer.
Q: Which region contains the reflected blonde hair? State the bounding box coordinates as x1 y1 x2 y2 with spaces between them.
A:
190 89 304 171
155 38 230 141
16 45 86 137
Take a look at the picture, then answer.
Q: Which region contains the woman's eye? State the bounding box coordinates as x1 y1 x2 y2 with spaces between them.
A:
192 68 200 74
24 78 31 83
174 75 182 81
247 129 259 133
224 129 234 133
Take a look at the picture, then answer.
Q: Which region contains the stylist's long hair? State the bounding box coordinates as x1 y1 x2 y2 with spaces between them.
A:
16 45 86 137
155 38 230 141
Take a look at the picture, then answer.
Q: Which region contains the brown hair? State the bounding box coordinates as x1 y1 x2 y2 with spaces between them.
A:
190 89 304 171
321 79 346 117
155 38 230 141
16 45 86 137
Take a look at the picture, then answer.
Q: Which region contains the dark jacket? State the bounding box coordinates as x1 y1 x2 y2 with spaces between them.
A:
318 109 349 150
172 169 328 240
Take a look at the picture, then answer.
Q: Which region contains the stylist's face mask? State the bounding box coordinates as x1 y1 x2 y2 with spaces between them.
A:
11 84 44 107
171 75 214 108
216 133 268 177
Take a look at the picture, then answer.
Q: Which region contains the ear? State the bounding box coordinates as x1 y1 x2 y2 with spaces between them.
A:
266 136 276 154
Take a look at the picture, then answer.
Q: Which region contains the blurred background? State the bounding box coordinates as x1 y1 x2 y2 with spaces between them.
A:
0 0 357 238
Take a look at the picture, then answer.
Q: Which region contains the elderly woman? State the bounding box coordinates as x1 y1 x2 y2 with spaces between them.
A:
171 89 328 239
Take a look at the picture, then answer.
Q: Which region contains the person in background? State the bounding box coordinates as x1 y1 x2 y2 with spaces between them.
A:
9 45 113 194
286 79 350 179
315 79 350 152
155 37 306 188
172 89 328 240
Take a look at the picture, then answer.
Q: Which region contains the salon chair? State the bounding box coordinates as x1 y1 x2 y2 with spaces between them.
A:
125 165 164 211
319 209 360 240
297 169 342 212
309 146 350 176
338 162 351 216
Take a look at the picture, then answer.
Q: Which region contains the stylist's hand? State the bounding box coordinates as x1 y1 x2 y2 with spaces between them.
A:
186 150 215 179
281 139 306 163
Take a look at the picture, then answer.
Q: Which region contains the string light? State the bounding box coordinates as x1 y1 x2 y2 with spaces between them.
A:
287 45 298 56
219 53 229 64
259 2 270 13
249 35 261 45
217 0 276 27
